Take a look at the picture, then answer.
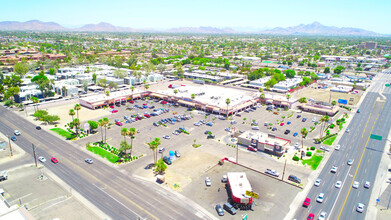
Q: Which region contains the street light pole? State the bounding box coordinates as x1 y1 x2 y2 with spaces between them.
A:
282 158 287 181
7 135 13 157
32 144 37 167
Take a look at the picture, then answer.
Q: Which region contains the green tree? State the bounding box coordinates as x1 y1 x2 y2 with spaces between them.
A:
98 119 104 143
69 109 76 132
49 68 56 75
284 69 296 78
87 120 98 132
225 98 231 118
119 140 132 157
92 73 97 84
324 67 330 73
300 128 308 149
102 117 109 143
113 69 127 79
147 140 158 164
260 93 265 100
33 110 49 120
128 127 136 157
298 97 307 103
42 115 60 124
74 104 81 123
331 100 337 106
154 158 167 174
14 62 29 77
334 66 344 74
31 96 40 112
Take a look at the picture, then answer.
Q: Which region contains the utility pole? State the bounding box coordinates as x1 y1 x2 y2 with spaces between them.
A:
7 135 13 157
282 158 287 181
236 142 239 163
32 144 37 167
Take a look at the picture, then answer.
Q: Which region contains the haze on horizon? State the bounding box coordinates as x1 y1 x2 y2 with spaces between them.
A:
0 0 390 34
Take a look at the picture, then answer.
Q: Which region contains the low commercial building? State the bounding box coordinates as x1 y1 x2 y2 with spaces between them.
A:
272 77 302 93
227 172 253 209
237 131 290 156
79 89 143 109
299 101 340 116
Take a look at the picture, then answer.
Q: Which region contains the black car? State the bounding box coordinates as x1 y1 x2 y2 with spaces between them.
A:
36 126 42 130
297 115 301 118
223 203 237 215
149 106 155 109
288 175 301 184
163 156 172 165
204 130 211 135
284 129 291 135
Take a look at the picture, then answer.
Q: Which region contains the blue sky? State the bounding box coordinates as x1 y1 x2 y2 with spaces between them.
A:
0 0 390 33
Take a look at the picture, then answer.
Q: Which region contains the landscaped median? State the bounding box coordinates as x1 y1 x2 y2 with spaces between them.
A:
50 128 76 140
86 142 143 164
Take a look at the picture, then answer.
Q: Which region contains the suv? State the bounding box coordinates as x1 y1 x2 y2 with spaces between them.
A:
163 156 172 165
223 203 237 215
288 175 301 184
284 129 290 135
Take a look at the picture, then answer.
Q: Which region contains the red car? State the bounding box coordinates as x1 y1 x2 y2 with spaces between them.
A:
303 198 311 207
307 213 314 220
144 114 150 118
51 157 59 163
112 109 118 113
247 146 257 152
115 121 123 126
143 103 147 106
129 100 134 104
280 122 284 126
110 105 114 109
161 101 168 104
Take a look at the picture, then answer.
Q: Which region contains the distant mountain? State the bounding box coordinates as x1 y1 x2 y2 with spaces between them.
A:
259 22 380 36
165 26 237 34
76 22 136 32
0 20 66 31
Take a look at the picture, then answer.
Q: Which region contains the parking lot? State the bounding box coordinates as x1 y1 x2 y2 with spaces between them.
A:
0 165 99 220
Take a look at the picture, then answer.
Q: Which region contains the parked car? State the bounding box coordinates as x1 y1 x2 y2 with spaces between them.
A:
280 122 284 126
85 158 93 164
225 128 231 132
302 118 307 122
265 169 280 177
223 203 237 215
51 157 59 163
303 197 311 207
111 109 118 113
252 126 259 130
287 121 291 125
158 147 165 153
215 204 224 216
204 130 211 135
293 132 298 137
221 175 227 183
247 146 257 152
115 121 123 126
206 122 213 126
163 156 172 165
284 129 291 135
289 175 301 184
205 177 211 186
272 127 277 131
163 135 170 139
297 115 301 118
175 150 180 157
207 134 215 139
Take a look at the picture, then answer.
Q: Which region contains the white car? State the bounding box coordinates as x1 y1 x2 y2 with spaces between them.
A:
347 159 354 165
316 193 325 203
294 142 299 148
346 129 350 133
85 158 93 164
335 144 341 151
314 178 321 187
353 181 360 189
38 156 46 163
205 177 211 186
252 126 259 130
356 203 365 213
14 130 21 136
335 181 342 189
331 166 338 173
163 135 170 139
312 118 317 122
225 128 231 132
221 175 228 183
364 181 371 188
318 211 327 220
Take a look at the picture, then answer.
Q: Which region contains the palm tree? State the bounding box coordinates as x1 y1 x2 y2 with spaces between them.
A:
154 137 161 160
98 119 104 143
145 84 149 91
69 109 75 131
320 115 330 138
73 118 80 135
191 94 196 100
61 86 68 97
128 127 137 156
130 86 135 100
260 93 265 100
301 128 308 149
286 93 291 101
105 91 110 97
258 88 264 93
121 128 128 143
74 104 81 121
174 89 178 96
225 98 231 119
31 96 40 112
102 117 109 143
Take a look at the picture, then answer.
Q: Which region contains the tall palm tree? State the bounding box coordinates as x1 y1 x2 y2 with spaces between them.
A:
74 104 81 121
98 119 104 143
73 118 80 135
128 127 137 157
225 98 231 119
154 137 161 160
130 86 135 100
320 115 330 138
121 128 128 143
31 96 40 112
69 109 75 132
102 117 109 143
301 128 308 149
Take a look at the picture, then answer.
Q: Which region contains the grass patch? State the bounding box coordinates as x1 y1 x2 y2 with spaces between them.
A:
87 146 119 163
323 136 337 146
50 128 76 139
302 154 323 170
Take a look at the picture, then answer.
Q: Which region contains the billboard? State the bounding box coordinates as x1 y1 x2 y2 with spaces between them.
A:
338 99 348 104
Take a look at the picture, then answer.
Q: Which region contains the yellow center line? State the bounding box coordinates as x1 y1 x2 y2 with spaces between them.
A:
337 102 384 220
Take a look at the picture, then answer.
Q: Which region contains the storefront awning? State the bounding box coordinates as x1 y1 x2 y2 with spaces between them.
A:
93 101 106 106
178 100 195 107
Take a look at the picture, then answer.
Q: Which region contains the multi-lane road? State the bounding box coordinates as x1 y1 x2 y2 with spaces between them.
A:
0 107 214 220
294 71 391 220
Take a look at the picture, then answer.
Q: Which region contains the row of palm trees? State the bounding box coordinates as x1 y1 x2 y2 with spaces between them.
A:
299 115 330 149
120 127 136 156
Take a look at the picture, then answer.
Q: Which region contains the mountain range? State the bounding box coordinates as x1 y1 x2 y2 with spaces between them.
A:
0 20 383 36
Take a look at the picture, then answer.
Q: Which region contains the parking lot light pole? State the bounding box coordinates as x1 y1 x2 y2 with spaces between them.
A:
282 158 287 181
7 135 13 157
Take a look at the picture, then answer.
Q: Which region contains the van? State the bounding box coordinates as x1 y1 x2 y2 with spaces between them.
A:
223 203 237 215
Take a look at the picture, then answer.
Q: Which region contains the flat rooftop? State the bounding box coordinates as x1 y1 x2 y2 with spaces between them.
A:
239 131 290 146
227 172 252 200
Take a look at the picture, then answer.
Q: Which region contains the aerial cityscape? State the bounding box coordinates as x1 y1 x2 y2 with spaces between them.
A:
0 1 391 220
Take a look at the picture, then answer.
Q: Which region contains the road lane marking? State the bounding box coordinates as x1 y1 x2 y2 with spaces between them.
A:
337 102 384 220
329 166 352 218
361 100 376 138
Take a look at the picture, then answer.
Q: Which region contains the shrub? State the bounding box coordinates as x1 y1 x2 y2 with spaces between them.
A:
292 156 300 161
310 146 315 151
306 151 312 157
330 124 335 129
